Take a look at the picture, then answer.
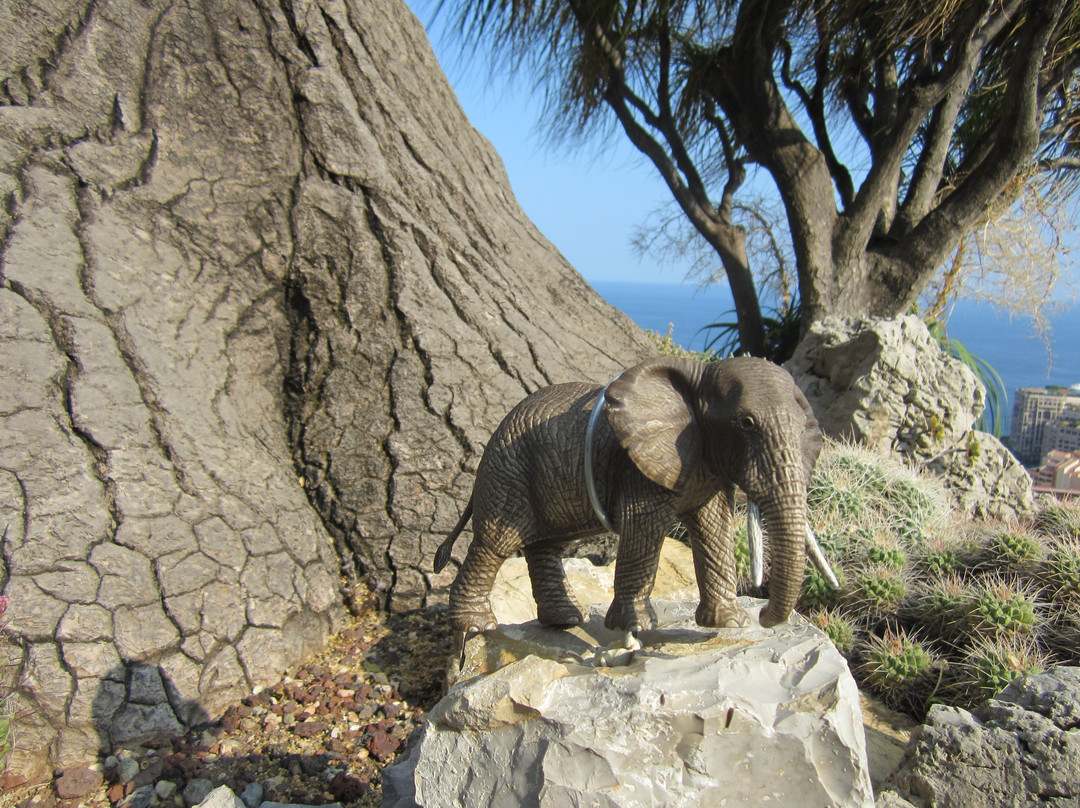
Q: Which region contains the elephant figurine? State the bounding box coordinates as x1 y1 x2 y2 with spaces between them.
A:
434 356 832 636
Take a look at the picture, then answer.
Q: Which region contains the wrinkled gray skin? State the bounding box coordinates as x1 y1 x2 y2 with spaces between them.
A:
435 356 823 633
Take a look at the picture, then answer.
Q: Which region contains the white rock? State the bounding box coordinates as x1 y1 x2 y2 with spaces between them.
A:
384 598 874 808
194 784 245 808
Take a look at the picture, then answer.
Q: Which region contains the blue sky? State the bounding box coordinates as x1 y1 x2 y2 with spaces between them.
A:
408 0 695 285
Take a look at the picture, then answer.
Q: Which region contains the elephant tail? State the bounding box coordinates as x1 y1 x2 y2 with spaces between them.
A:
434 497 473 573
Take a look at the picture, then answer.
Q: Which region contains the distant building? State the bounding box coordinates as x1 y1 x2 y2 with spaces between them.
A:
1042 405 1080 460
1034 449 1080 495
1011 387 1080 466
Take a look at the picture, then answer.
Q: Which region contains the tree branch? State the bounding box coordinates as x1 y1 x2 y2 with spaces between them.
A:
841 0 1013 253
779 38 855 208
891 0 1069 277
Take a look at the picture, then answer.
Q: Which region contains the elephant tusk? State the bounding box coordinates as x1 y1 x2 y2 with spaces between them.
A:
747 501 765 588
805 526 839 588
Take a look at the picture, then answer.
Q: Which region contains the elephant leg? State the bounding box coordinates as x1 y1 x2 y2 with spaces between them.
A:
525 542 584 627
605 501 670 632
683 490 751 628
447 539 513 634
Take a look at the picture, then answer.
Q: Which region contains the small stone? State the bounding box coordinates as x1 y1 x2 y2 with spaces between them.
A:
117 756 141 784
182 777 215 806
155 780 177 800
292 720 328 738
239 781 263 808
118 784 155 808
329 771 367 801
365 729 401 761
131 757 164 788
54 766 104 799
381 701 403 720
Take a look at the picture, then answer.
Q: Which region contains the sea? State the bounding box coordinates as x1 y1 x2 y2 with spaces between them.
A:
592 280 1080 436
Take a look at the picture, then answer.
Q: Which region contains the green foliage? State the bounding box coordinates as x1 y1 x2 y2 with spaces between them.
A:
698 300 804 363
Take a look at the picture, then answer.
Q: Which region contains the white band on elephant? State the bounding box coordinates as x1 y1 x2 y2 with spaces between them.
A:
585 374 622 534
805 526 839 587
747 501 765 588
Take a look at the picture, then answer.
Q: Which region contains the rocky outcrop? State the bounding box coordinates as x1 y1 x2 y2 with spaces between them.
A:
786 315 1032 519
0 0 651 783
881 667 1080 808
383 598 875 808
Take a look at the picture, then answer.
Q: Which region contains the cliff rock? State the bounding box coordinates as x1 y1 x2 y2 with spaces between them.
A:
786 315 1032 519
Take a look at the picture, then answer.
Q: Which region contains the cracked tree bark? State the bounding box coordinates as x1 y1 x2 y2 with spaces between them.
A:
0 0 653 784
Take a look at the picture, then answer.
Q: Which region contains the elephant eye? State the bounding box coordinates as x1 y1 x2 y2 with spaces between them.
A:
737 414 757 432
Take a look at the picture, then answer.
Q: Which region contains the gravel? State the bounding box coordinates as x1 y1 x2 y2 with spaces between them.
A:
2 607 454 808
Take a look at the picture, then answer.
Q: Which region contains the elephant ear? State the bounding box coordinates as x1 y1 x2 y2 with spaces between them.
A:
794 383 824 482
605 359 702 491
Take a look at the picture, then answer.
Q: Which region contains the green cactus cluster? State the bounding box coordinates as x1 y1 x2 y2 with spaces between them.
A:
857 627 936 713
749 440 1080 719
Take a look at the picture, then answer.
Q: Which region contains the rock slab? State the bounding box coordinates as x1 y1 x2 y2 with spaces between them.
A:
786 315 1032 518
383 599 874 808
882 667 1080 808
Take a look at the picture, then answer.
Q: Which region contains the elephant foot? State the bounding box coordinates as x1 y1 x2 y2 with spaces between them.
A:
536 600 584 628
604 598 657 633
448 603 498 635
696 601 752 629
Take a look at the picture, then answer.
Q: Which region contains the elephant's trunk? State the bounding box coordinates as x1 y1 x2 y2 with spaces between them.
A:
756 491 808 629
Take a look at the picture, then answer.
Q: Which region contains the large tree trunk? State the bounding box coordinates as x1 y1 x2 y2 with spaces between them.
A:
0 0 653 783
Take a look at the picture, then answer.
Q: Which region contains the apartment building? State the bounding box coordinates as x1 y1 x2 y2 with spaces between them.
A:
1011 387 1080 466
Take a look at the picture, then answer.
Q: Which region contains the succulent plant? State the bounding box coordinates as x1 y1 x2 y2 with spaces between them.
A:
857 626 936 713
1038 538 1080 603
846 563 909 620
914 535 966 577
956 636 1049 705
808 609 858 655
911 572 973 639
801 563 845 611
979 528 1046 570
966 577 1040 639
1035 498 1080 539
